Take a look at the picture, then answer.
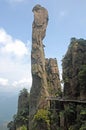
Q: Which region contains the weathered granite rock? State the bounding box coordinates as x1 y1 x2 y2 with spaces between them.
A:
7 89 29 130
17 89 29 129
29 5 61 130
62 38 86 100
32 4 48 43
45 58 61 96
29 5 49 130
18 89 29 114
31 4 48 77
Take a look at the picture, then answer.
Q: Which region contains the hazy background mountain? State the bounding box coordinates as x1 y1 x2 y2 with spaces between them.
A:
0 91 18 130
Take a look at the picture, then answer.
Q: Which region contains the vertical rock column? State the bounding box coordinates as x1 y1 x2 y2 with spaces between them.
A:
45 58 61 96
29 5 49 130
62 38 86 100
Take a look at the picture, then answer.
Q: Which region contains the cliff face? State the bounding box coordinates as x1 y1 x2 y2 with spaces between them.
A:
7 5 86 130
29 5 49 130
17 89 29 129
45 58 61 96
29 5 61 130
62 38 86 100
7 88 29 130
59 38 86 130
29 5 49 122
18 89 29 114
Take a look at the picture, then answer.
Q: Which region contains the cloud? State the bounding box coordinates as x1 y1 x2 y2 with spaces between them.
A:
13 78 31 87
0 78 9 86
12 77 32 91
2 39 28 57
0 28 31 93
0 28 29 57
0 28 12 45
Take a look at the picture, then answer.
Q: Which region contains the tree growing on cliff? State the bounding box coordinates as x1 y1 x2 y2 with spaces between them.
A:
78 65 86 87
33 109 50 130
7 88 29 130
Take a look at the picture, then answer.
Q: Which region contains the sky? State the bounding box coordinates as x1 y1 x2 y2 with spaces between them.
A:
0 0 86 94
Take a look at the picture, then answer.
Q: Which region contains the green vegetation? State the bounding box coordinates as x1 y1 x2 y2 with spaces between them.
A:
8 37 86 130
63 104 86 130
7 121 15 130
79 123 86 130
50 110 60 130
78 65 86 87
7 88 29 130
33 109 50 130
19 125 27 130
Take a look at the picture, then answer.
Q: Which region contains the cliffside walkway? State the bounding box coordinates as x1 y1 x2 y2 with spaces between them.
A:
46 97 86 104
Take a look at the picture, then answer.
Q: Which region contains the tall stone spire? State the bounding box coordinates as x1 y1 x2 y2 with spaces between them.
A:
29 5 61 130
29 5 49 130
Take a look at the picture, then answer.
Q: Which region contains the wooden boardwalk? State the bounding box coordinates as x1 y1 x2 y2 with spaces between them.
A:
46 97 86 104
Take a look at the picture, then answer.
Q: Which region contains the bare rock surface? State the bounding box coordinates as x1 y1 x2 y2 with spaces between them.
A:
62 38 86 100
29 5 61 130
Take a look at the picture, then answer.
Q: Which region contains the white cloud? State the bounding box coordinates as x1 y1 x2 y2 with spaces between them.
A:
0 28 12 45
0 78 9 86
13 78 31 87
0 28 32 93
12 77 32 91
2 39 28 57
0 28 29 57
